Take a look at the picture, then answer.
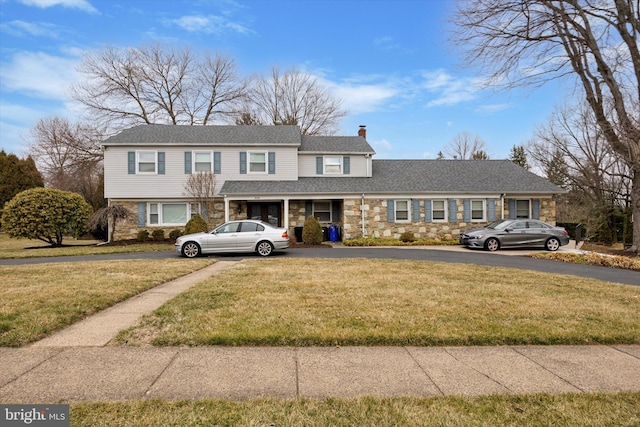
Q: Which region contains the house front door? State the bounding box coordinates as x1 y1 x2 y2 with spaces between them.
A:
248 203 281 227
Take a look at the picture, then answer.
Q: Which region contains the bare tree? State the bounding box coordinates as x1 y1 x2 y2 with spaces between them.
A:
183 172 217 226
243 66 347 135
528 103 630 242
72 45 245 132
444 131 487 159
452 0 640 250
27 117 105 209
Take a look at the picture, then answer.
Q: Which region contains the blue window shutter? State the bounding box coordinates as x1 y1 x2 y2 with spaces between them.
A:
316 157 323 175
488 199 496 221
424 200 432 222
214 152 221 174
158 152 165 174
240 152 247 174
412 199 420 223
268 152 276 174
137 202 146 227
508 199 516 219
305 201 313 217
463 200 471 222
533 199 540 219
343 156 350 174
448 200 457 223
387 200 395 222
184 152 192 174
128 152 135 174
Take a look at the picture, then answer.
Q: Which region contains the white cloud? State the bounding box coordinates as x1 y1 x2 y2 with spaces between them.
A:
18 0 98 13
420 69 483 107
475 103 511 115
0 51 82 100
170 14 252 35
0 20 60 38
331 83 398 115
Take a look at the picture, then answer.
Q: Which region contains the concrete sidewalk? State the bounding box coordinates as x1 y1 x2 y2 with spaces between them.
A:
1 345 639 402
2 257 639 403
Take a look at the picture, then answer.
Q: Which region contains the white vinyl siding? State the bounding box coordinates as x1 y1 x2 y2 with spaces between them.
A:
104 146 298 198
298 153 370 177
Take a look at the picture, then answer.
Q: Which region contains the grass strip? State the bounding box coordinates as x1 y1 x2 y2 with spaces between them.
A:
0 259 215 346
70 393 640 427
115 258 640 347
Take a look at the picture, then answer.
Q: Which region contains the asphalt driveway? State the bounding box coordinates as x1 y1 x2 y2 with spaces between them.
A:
1 246 638 286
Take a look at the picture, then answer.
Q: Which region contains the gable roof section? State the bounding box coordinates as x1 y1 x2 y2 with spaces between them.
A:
102 124 302 146
220 160 563 196
300 135 376 154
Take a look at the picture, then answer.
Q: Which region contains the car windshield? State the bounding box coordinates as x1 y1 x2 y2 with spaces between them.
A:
486 220 511 230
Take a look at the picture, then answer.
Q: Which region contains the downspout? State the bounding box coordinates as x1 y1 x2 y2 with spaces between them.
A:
361 194 366 237
501 194 505 220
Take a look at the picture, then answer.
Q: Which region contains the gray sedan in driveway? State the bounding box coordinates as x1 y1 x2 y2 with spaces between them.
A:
460 219 570 252
175 220 290 258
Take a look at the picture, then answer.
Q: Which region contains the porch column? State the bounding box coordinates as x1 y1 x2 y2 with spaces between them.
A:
283 198 290 230
224 195 230 222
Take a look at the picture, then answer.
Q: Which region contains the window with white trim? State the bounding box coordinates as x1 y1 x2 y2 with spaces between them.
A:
137 151 157 173
395 200 410 221
194 151 212 172
432 200 446 221
313 201 332 222
471 200 485 221
148 203 199 225
324 156 342 174
249 152 267 173
516 199 530 218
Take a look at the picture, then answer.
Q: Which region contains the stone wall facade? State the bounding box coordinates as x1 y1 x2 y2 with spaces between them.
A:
341 197 557 240
109 197 556 242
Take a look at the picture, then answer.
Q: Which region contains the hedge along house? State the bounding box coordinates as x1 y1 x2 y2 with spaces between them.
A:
102 124 563 241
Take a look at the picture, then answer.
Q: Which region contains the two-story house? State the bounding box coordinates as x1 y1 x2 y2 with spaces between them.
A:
102 124 563 241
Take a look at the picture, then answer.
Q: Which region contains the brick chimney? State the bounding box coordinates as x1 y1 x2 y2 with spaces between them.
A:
358 125 366 139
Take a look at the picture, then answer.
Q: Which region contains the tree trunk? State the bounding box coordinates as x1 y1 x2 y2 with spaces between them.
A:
629 171 640 252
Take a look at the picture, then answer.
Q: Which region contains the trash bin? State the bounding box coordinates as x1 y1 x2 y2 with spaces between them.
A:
321 227 329 241
329 224 339 242
294 227 303 243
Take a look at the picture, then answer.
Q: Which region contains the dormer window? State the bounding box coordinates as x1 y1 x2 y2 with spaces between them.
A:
324 156 342 174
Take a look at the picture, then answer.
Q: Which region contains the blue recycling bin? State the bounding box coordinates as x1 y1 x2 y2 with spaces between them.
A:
329 224 339 242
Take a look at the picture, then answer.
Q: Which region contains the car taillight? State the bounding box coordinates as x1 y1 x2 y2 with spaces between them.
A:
563 230 569 236
282 231 289 238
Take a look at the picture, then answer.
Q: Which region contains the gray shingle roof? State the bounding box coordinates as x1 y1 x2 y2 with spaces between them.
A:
220 160 563 196
300 135 376 154
102 124 301 146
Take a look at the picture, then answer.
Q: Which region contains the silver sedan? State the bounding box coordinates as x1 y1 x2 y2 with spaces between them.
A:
460 219 570 252
176 220 290 258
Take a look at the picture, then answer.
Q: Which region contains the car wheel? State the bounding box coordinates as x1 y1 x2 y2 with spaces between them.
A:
181 242 201 258
545 237 560 251
256 240 274 257
484 238 500 252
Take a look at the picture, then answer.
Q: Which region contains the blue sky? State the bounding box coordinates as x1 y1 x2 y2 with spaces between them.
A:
0 0 564 159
